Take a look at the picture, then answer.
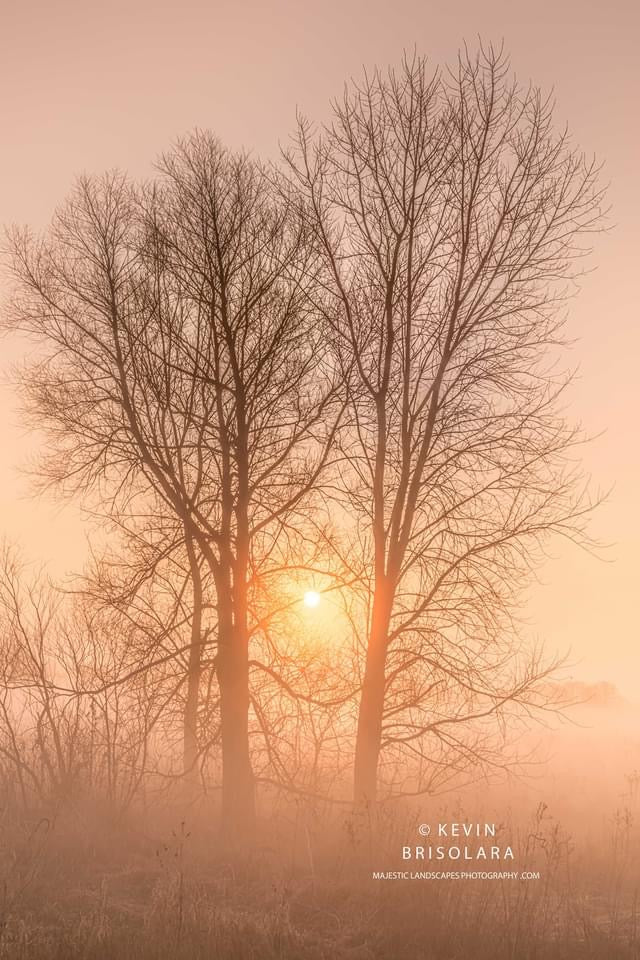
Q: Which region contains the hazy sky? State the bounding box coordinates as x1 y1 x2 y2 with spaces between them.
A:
1 0 638 695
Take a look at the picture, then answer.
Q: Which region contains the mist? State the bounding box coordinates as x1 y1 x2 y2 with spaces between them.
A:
1 7 638 958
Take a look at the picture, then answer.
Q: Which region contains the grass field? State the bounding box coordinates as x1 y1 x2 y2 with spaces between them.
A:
1 789 638 960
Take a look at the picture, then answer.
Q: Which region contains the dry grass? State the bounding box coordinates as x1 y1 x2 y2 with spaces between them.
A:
0 795 638 960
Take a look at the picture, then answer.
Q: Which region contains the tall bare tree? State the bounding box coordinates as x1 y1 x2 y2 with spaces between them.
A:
288 47 604 807
148 134 343 830
4 133 340 837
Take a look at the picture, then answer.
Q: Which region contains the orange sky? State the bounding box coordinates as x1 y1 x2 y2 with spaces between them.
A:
1 0 638 696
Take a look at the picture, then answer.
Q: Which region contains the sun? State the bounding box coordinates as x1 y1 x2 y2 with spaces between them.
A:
303 590 321 609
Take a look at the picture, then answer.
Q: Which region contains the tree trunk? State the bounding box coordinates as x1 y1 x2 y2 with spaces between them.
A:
219 380 255 840
183 532 203 786
216 567 255 841
353 586 393 808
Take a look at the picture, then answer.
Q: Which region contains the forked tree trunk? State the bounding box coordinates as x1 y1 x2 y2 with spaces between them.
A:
217 376 256 839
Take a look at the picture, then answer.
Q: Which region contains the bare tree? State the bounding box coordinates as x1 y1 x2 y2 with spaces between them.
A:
4 133 341 837
78 509 215 790
0 546 164 814
287 46 604 807
3 172 218 804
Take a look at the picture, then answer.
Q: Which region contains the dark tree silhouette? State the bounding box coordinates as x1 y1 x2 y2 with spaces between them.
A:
288 47 604 807
2 47 605 823
4 134 341 837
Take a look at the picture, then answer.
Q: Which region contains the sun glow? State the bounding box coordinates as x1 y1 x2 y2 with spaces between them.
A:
303 590 321 609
